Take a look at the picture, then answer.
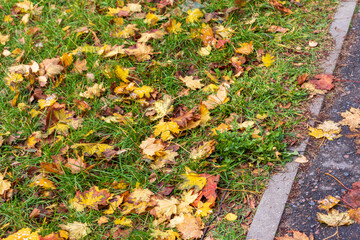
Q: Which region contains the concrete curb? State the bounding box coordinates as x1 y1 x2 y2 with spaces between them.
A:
246 1 358 240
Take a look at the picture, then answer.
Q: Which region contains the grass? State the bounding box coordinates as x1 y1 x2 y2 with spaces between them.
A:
0 0 337 239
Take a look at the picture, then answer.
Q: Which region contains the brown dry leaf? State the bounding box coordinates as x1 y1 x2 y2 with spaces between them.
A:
318 195 340 211
97 216 109 226
71 186 111 210
203 85 229 109
79 83 106 99
41 58 64 76
340 107 360 132
301 82 327 96
179 167 207 192
317 209 354 226
189 140 217 161
40 162 64 175
59 222 91 240
122 188 154 215
171 108 199 129
0 33 10 45
268 25 288 33
0 172 11 195
342 181 360 208
235 41 253 55
179 76 204 90
139 137 165 156
73 59 87 73
138 29 164 43
276 230 314 240
170 214 204 240
268 0 293 14
65 156 87 173
294 155 308 164
309 74 335 90
150 196 179 219
297 73 308 85
125 43 154 61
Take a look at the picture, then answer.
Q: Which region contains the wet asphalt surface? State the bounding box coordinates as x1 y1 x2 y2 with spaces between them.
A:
278 6 360 240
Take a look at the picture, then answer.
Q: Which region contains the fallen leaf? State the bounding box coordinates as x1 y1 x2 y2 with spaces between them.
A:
79 83 106 99
309 121 342 140
262 53 275 67
179 76 204 90
73 59 87 73
268 0 293 14
342 181 360 208
235 41 253 55
0 33 10 45
318 195 340 211
225 213 238 221
309 74 334 90
139 137 165 156
189 140 217 161
150 196 179 219
317 209 354 226
65 156 87 173
3 228 39 240
125 43 154 61
340 107 360 132
179 167 207 192
71 186 111 210
138 29 164 43
0 172 11 195
114 66 129 82
297 73 308 85
199 45 212 56
149 95 174 121
29 175 56 189
294 155 308 164
309 41 318 47
193 174 219 207
172 214 204 240
186 8 203 23
203 85 229 109
97 216 109 225
268 25 288 33
114 217 132 227
276 230 314 240
59 222 91 240
348 208 360 223
195 201 213 217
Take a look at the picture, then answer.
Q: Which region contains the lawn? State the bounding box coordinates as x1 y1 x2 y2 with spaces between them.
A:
0 0 337 239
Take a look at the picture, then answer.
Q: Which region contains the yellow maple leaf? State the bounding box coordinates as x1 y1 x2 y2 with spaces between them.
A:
198 45 212 56
199 102 211 126
186 8 203 23
114 217 133 227
4 15 13 23
103 195 123 215
3 228 39 240
38 94 57 109
235 41 254 55
309 120 342 140
214 25 235 39
133 85 154 98
144 13 159 25
211 123 230 135
262 53 275 67
203 84 219 93
61 52 73 68
317 209 354 227
114 65 129 82
114 24 138 38
151 229 180 240
318 195 340 212
166 19 182 34
71 186 111 210
179 167 207 192
71 143 113 157
29 175 56 189
195 201 213 217
0 172 11 195
154 121 180 141
151 196 179 219
189 140 217 161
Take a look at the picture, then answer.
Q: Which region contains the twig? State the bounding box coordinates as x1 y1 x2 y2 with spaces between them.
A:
325 173 351 191
323 226 338 240
335 79 360 83
200 180 232 240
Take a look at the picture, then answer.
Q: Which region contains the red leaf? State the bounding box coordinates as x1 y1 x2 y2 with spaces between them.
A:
192 174 220 207
309 74 335 90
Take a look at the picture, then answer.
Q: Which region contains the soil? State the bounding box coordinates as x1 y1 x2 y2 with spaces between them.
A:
277 4 360 240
